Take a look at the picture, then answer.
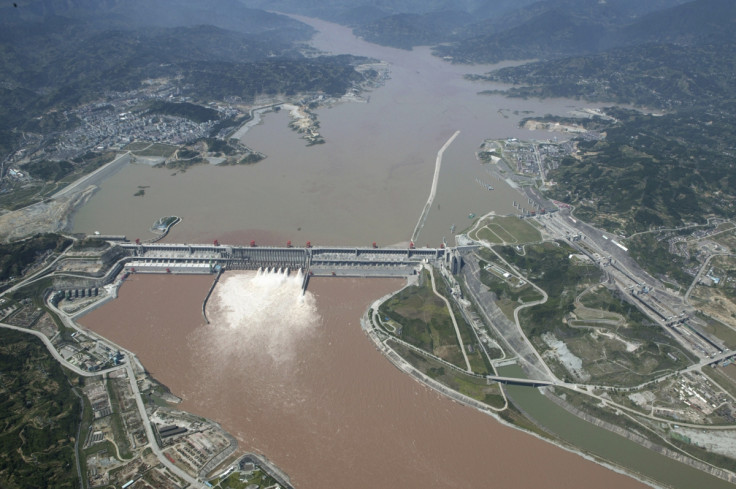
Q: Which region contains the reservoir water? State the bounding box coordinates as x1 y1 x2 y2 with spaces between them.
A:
72 15 733 489
72 17 587 247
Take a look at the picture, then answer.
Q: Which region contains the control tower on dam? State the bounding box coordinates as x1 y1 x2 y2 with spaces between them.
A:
117 242 460 279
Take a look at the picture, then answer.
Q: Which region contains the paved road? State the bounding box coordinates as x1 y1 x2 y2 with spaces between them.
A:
0 322 123 377
425 264 471 372
461 253 554 381
0 309 205 488
685 253 735 301
124 361 205 488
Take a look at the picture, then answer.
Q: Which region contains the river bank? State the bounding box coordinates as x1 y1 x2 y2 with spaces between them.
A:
361 279 669 489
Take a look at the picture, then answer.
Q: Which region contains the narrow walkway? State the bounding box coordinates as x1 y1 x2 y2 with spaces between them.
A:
411 130 460 243
425 264 472 372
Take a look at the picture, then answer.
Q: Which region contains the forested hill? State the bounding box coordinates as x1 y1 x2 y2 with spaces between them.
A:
546 108 736 234
451 0 736 233
0 1 371 160
474 42 736 111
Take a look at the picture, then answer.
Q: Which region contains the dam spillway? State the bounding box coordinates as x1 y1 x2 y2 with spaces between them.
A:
118 243 464 283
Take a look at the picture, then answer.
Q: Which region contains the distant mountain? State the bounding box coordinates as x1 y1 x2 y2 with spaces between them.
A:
461 0 736 233
0 1 371 160
3 0 313 37
354 11 475 49
617 0 736 45
434 0 692 62
470 0 736 109
476 42 736 110
241 0 491 18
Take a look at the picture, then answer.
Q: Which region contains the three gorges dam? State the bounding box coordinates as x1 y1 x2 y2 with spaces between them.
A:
117 240 471 291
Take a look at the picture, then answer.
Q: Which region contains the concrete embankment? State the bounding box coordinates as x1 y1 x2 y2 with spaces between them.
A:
147 216 181 244
53 151 132 200
202 270 222 324
543 390 736 485
411 130 460 243
361 308 494 416
199 428 238 478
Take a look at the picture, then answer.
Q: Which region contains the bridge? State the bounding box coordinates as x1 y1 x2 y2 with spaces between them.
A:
117 243 471 289
486 375 555 387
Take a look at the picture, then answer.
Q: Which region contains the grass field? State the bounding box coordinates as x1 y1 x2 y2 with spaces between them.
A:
134 142 178 157
388 340 504 408
471 215 541 244
379 270 489 373
210 468 278 489
123 141 151 151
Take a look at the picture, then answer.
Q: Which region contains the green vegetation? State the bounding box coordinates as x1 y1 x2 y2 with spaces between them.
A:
667 436 736 474
0 182 57 212
154 155 206 171
204 138 239 156
626 234 697 288
211 467 278 489
128 142 178 158
451 4 736 235
499 242 692 385
0 233 71 282
498 242 599 338
388 340 504 409
105 380 132 460
379 270 487 372
71 237 109 250
146 101 218 123
0 151 116 212
23 160 74 182
471 215 541 244
476 250 544 320
476 42 736 111
354 11 473 50
579 284 652 321
543 108 736 234
0 329 81 489
234 153 265 165
27 152 116 184
0 4 372 163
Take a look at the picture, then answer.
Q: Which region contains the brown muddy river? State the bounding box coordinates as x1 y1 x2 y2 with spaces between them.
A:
70 14 723 489
81 273 648 489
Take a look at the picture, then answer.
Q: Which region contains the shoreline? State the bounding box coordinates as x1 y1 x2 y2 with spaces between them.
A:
360 282 668 489
411 130 460 243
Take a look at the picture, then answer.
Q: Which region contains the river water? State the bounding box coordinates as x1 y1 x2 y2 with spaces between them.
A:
72 15 731 489
80 273 649 489
72 17 585 247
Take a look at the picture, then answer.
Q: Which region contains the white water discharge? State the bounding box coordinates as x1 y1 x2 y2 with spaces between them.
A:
206 269 320 365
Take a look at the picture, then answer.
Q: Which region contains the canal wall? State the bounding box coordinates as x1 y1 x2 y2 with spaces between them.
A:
543 390 736 485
